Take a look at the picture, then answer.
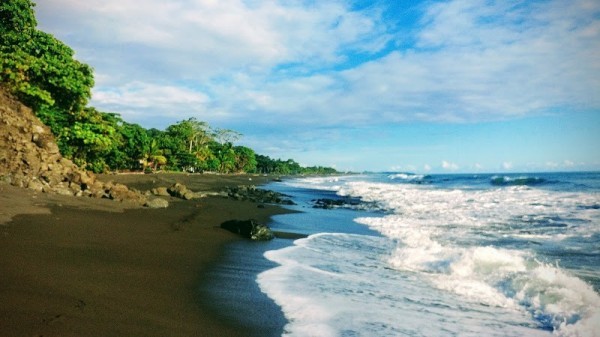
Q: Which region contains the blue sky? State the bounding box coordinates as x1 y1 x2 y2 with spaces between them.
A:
34 0 600 173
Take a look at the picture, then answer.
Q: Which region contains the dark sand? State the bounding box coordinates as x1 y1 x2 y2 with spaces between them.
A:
0 173 290 337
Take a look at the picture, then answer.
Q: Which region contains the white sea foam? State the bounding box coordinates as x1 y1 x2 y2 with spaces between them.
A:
260 175 600 336
345 181 600 336
282 176 348 191
259 233 552 337
388 173 425 181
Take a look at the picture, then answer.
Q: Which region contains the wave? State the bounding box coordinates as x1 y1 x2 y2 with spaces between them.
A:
276 174 600 336
491 176 548 187
259 233 555 337
358 215 600 336
388 173 428 182
339 180 600 335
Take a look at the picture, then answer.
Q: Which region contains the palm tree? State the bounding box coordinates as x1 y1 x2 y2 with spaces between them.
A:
144 139 167 172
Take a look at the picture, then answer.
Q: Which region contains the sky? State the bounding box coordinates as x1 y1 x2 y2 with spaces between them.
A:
33 0 600 173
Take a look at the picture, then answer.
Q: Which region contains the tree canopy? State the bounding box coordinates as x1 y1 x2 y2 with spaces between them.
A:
0 0 337 175
0 0 93 112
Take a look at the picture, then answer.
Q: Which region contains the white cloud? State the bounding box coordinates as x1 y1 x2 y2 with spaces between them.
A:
423 164 432 172
32 0 600 169
94 82 209 107
502 162 513 170
442 160 459 171
35 0 388 84
338 0 600 123
92 82 211 122
35 0 600 127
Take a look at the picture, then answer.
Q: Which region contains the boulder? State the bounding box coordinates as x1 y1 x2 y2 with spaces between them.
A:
151 187 170 196
108 183 130 200
167 183 197 200
54 183 75 196
26 178 45 192
109 184 146 205
312 198 349 209
221 185 295 205
220 219 275 241
145 198 169 209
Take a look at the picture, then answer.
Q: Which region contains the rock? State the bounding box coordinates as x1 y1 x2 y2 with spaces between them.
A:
69 182 82 194
167 183 197 200
312 198 360 209
167 183 187 198
40 171 62 186
26 178 45 192
151 187 170 196
183 191 197 200
54 184 75 196
102 183 146 204
32 131 57 153
145 198 169 209
220 219 275 241
108 183 129 200
88 181 106 198
221 185 295 205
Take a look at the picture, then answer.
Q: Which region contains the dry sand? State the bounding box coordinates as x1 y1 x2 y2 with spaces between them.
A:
0 173 289 337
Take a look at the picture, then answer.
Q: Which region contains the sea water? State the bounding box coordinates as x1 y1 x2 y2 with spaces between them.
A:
257 172 600 337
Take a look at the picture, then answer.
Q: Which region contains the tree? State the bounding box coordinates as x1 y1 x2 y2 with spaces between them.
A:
0 0 37 32
186 117 210 153
59 108 121 172
0 0 94 113
209 142 235 173
116 122 150 170
212 128 241 145
234 146 257 173
144 138 167 172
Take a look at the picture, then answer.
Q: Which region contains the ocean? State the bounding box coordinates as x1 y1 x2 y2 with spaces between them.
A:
257 172 600 337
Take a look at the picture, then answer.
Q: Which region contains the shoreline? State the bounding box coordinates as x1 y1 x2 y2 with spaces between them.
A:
0 173 292 337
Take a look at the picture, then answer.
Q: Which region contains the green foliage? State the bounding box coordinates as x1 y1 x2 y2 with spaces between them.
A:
116 122 150 169
234 146 257 173
0 0 37 32
59 108 121 172
0 0 94 113
213 142 237 173
255 155 336 175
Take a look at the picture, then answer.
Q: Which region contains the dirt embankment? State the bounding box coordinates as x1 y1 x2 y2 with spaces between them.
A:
0 87 145 205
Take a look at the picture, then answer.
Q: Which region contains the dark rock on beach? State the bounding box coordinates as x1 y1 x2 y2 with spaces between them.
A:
167 182 198 200
312 197 360 209
220 219 275 240
222 185 295 205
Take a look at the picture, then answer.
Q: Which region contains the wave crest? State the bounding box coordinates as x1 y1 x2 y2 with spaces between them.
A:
491 176 547 186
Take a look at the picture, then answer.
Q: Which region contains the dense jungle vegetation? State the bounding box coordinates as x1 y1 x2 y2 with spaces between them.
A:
0 0 337 175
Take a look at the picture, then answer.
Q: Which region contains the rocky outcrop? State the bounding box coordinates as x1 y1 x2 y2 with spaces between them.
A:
167 183 199 200
150 186 170 197
221 185 295 205
0 87 146 205
220 219 274 240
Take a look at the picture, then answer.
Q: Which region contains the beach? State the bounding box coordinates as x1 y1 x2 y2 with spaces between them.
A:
0 173 289 337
